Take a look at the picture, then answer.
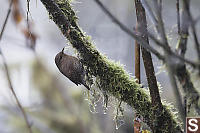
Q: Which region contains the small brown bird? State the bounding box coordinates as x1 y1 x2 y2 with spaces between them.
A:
55 48 90 90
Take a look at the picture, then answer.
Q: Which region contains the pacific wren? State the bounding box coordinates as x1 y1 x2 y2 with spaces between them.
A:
55 48 90 90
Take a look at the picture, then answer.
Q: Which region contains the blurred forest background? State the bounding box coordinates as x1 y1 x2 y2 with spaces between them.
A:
0 0 200 133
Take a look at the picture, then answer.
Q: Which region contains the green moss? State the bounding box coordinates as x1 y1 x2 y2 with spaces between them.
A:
41 0 183 132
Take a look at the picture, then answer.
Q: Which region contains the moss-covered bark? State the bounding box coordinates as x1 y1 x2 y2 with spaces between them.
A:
40 0 183 132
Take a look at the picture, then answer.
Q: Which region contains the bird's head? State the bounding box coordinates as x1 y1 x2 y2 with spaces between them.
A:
55 48 65 67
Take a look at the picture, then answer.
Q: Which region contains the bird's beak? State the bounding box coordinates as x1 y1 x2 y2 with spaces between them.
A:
62 47 65 54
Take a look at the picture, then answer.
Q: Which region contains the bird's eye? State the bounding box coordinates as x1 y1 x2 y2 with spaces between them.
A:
59 55 63 61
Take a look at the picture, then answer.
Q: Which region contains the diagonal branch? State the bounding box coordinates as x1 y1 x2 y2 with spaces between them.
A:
39 0 183 132
94 0 185 128
92 0 166 61
94 0 200 69
0 0 13 40
0 1 32 133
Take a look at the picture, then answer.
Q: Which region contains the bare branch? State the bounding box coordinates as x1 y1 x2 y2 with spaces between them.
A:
0 1 33 133
166 55 186 120
0 0 13 40
141 0 195 68
140 0 158 26
191 24 200 64
183 0 200 72
134 24 141 84
134 0 164 132
176 0 180 34
94 0 200 69
152 0 168 45
176 0 189 57
176 0 200 116
0 53 33 133
152 0 186 124
93 0 165 61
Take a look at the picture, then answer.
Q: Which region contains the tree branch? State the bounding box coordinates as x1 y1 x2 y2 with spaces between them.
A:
93 0 166 61
93 0 185 128
134 23 141 84
0 1 32 133
39 0 183 132
175 0 200 115
134 0 163 132
94 0 200 69
176 0 180 34
0 0 13 40
151 0 186 124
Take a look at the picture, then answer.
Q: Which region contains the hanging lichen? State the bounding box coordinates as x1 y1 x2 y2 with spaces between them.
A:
40 0 183 132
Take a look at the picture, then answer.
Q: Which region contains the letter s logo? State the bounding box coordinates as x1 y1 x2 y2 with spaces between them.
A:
188 119 198 132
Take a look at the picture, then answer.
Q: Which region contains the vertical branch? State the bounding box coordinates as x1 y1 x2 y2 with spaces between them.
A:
152 0 167 44
0 1 33 133
183 0 200 74
134 23 141 132
134 24 141 84
176 0 200 116
134 0 162 110
176 0 189 56
176 0 180 34
150 0 185 123
158 0 162 13
134 0 164 132
191 24 200 65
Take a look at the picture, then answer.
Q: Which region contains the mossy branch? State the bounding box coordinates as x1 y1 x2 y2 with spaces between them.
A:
40 0 183 132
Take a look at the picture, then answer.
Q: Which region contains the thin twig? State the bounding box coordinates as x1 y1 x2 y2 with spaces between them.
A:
194 15 200 25
94 0 200 69
94 0 165 61
158 0 162 12
140 0 199 68
0 53 33 133
152 0 185 124
190 18 200 76
140 0 158 26
191 24 200 63
167 59 185 121
177 0 200 116
176 0 180 34
152 0 168 46
0 1 33 133
177 0 190 57
0 1 13 40
184 0 200 71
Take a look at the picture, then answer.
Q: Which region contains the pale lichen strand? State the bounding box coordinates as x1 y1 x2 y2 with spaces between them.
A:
56 1 154 126
41 0 183 132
